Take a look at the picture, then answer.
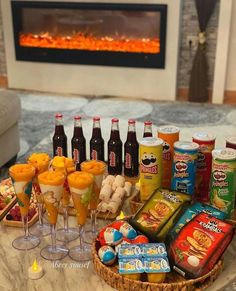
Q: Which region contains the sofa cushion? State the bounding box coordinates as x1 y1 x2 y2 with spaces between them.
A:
0 90 21 135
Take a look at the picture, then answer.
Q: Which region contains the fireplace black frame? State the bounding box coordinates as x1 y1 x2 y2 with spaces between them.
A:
11 1 167 69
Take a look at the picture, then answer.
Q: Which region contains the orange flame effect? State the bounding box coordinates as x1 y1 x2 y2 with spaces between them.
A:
19 32 160 54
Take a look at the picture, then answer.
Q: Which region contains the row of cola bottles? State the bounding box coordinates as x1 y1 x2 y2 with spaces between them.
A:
53 114 153 177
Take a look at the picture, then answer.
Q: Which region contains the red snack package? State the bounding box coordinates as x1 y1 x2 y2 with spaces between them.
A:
169 212 234 279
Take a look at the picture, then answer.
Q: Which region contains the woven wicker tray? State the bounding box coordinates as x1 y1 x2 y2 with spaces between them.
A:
92 239 223 291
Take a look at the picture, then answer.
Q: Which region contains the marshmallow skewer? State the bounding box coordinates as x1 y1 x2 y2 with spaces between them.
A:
99 184 113 202
124 182 132 197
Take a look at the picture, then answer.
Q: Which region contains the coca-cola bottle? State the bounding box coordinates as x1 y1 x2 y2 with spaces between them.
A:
90 116 104 161
71 116 86 170
108 118 122 175
53 113 68 157
124 119 139 177
143 121 153 137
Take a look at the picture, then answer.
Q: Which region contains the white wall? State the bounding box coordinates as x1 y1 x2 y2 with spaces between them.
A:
226 0 236 90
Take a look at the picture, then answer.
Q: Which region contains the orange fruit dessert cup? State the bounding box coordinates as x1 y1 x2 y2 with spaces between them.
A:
43 191 59 225
51 156 76 206
9 164 35 216
28 152 51 201
67 171 94 226
28 152 50 175
80 160 106 210
38 171 65 225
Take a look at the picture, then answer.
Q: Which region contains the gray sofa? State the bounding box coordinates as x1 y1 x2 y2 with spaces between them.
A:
0 90 21 167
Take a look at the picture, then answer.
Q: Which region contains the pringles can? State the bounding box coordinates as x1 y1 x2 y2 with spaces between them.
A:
139 137 163 201
157 125 180 189
192 132 216 203
171 141 199 195
210 148 236 219
226 136 236 150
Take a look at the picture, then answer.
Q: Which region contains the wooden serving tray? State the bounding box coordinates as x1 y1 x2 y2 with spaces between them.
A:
0 196 17 221
3 209 39 227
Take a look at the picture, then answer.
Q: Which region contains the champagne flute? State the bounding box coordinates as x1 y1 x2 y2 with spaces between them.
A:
67 171 94 261
9 164 40 250
51 156 79 242
27 152 51 237
80 160 106 244
38 171 68 261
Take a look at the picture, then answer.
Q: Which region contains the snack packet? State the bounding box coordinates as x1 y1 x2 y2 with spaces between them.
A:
130 189 191 241
169 212 234 279
168 202 226 240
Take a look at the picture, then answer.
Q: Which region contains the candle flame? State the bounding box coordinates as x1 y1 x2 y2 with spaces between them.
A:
32 259 39 271
119 211 125 219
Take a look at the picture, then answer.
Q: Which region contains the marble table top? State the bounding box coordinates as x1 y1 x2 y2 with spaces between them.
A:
0 198 235 291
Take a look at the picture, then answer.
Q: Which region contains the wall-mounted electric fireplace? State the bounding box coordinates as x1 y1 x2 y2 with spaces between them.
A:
11 1 167 68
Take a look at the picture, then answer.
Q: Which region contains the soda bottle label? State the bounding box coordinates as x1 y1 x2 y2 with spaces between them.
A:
125 153 132 169
109 151 116 167
73 148 80 163
91 149 98 160
56 146 63 157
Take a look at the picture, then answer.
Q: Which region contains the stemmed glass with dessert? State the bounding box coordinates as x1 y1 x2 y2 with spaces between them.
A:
67 171 94 261
27 152 51 237
51 156 79 242
80 160 106 244
38 170 69 260
9 164 41 250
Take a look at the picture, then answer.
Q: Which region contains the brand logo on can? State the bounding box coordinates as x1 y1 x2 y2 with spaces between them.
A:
125 153 132 169
56 146 63 156
109 151 116 167
163 142 171 161
73 149 80 163
91 149 98 160
174 161 189 178
140 152 158 174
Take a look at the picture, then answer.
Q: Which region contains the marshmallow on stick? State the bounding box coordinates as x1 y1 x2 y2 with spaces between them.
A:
112 175 125 191
107 201 120 214
111 187 126 203
124 182 132 197
99 184 113 202
102 175 115 187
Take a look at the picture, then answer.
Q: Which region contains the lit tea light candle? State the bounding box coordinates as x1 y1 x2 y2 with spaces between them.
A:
116 210 125 220
28 259 44 280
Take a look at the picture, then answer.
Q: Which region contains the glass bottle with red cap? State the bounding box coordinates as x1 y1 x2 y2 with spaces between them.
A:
71 116 86 170
90 116 104 161
124 119 139 177
143 121 153 137
108 118 122 175
53 113 68 157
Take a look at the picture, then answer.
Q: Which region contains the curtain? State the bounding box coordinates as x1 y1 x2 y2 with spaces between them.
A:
188 0 217 102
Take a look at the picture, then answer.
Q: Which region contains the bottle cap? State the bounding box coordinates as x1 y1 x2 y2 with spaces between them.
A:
128 119 136 124
55 113 63 118
144 121 152 126
74 116 81 120
93 116 100 121
112 118 119 123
